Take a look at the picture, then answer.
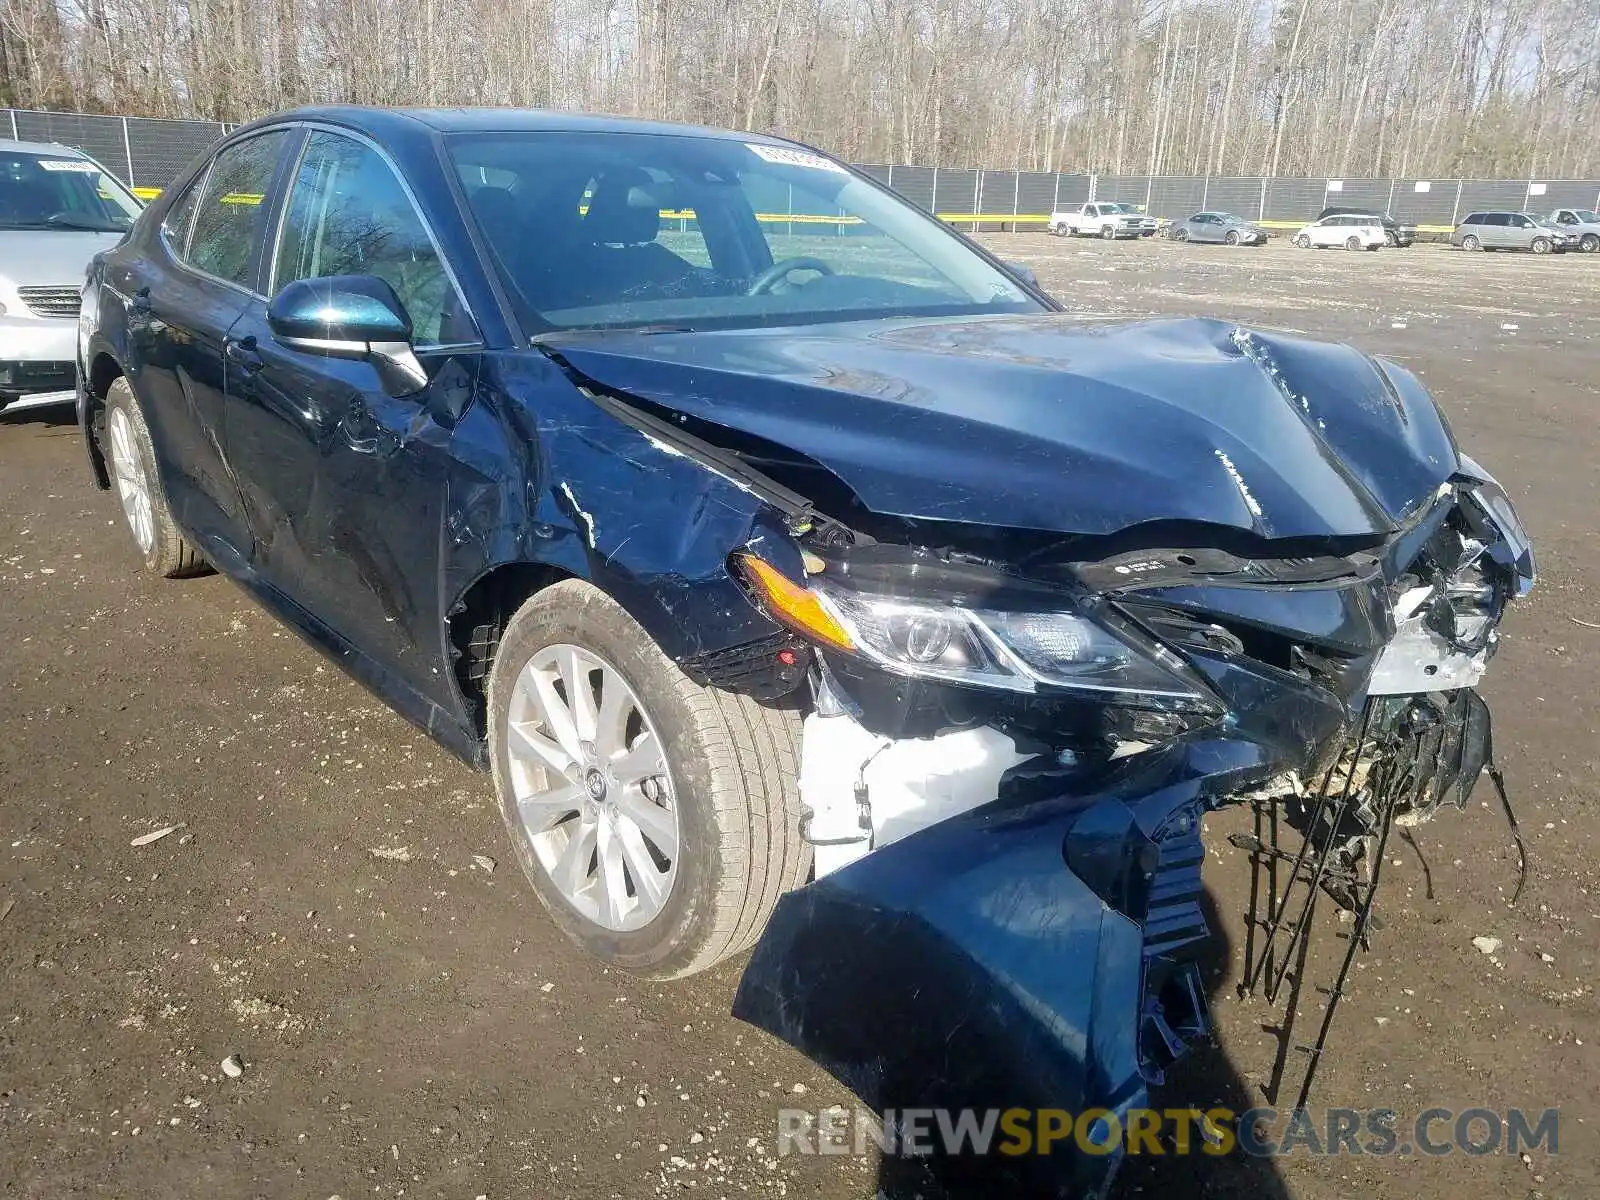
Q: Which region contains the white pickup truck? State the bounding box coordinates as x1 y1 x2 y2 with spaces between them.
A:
1548 208 1600 252
1047 202 1158 239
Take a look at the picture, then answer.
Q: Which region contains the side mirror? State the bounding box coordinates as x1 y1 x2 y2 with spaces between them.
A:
267 274 428 397
1003 260 1039 289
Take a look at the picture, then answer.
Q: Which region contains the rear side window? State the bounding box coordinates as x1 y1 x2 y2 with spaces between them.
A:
273 131 470 346
161 175 204 251
1461 213 1484 225
185 130 291 288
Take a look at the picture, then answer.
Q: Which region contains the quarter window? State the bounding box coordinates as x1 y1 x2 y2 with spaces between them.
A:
274 131 469 346
185 131 291 288
162 175 204 252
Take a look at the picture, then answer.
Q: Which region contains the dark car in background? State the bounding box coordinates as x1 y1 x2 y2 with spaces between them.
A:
1318 205 1416 247
76 106 1534 1198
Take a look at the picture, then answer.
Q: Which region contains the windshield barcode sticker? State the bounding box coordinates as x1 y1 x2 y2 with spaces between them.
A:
38 159 98 172
746 144 847 174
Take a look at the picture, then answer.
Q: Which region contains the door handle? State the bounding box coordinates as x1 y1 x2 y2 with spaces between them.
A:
225 336 263 375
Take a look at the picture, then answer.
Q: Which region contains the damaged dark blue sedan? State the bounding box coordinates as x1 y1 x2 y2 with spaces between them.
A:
78 108 1535 1197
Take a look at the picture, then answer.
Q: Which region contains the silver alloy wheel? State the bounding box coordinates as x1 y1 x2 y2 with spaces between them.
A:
108 406 154 555
505 643 678 932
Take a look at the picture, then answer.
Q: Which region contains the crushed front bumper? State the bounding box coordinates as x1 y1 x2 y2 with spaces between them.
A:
733 468 1534 1197
737 734 1274 1198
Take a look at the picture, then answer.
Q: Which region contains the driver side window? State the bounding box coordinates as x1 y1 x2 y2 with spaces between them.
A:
273 132 470 346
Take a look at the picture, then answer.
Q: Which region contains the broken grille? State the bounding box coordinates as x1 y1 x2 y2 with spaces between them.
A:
1233 689 1524 1109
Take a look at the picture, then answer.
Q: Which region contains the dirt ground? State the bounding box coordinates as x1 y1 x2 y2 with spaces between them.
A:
1 236 1597 1200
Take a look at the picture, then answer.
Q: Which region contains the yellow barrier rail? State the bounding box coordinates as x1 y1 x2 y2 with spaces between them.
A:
125 186 1458 234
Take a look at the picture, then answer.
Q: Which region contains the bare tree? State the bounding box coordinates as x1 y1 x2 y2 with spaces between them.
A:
1 0 1596 177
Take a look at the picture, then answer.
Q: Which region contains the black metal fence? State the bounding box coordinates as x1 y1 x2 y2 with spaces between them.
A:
8 107 1599 232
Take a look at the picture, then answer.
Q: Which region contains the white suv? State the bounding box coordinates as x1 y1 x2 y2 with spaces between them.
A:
1291 214 1386 251
1 139 142 414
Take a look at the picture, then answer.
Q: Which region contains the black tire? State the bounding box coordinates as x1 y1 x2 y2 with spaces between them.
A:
102 377 207 578
1100 223 1116 240
1293 233 1311 249
1225 230 1240 246
1531 237 1550 255
1462 235 1481 251
1385 230 1398 247
1174 228 1188 242
1345 235 1362 251
1581 233 1599 253
487 579 809 979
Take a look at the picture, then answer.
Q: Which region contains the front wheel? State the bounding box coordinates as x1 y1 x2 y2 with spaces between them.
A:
103 378 207 578
1225 230 1240 246
1293 233 1311 249
488 580 810 979
1100 224 1116 240
1174 228 1188 242
1531 237 1551 255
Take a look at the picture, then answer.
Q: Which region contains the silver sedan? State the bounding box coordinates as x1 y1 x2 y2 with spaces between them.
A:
1172 212 1268 246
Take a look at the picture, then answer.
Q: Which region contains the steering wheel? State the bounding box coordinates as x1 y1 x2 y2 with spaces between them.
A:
746 256 834 296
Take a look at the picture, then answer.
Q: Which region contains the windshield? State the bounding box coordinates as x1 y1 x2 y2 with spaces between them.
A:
1573 210 1598 223
447 131 1042 334
1102 203 1139 214
0 151 142 232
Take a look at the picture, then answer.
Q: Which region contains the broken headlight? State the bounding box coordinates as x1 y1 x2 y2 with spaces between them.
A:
735 554 1217 709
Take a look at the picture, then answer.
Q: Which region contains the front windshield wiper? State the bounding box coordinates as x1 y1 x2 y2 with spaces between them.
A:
532 323 698 343
45 215 127 232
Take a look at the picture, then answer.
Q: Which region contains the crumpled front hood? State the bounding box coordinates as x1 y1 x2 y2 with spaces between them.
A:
543 314 1461 540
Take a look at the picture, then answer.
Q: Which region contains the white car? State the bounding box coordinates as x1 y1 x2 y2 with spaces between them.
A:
1292 214 1386 251
1048 201 1155 239
1 139 143 414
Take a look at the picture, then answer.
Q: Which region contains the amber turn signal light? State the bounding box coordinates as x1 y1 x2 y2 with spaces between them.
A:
732 553 855 653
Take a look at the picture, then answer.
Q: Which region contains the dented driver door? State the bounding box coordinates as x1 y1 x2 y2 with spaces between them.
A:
220 127 478 704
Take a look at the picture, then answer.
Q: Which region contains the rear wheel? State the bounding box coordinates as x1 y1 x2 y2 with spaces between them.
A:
1462 234 1481 251
1345 235 1362 251
488 579 809 979
1293 233 1311 249
103 378 207 578
1531 237 1551 254
1385 230 1398 248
